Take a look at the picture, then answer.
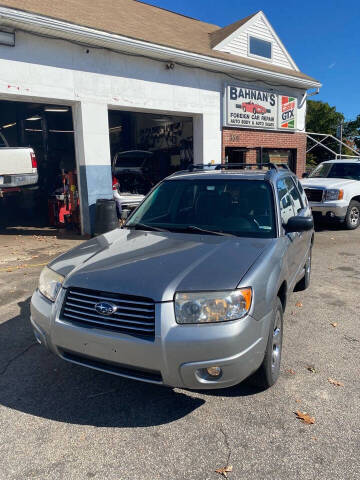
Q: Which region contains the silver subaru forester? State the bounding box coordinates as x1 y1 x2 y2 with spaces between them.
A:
31 163 314 390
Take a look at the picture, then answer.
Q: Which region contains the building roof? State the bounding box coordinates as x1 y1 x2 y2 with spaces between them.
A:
0 0 319 83
209 12 259 48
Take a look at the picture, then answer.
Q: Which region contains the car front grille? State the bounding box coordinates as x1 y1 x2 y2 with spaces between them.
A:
61 287 156 339
304 188 324 202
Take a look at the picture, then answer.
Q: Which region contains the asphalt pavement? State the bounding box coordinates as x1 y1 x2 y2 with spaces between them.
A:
0 225 359 480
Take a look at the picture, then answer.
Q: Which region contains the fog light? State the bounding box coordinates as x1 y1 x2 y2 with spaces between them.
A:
207 366 222 377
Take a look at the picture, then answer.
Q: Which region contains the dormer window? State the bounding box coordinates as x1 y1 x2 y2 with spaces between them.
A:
249 36 272 60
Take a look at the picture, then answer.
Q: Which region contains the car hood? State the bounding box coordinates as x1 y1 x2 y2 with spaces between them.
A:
49 229 273 302
301 177 357 189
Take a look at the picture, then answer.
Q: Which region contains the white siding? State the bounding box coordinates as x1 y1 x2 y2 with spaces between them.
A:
219 17 294 70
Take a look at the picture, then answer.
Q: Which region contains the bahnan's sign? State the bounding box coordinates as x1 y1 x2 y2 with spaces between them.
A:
226 85 297 131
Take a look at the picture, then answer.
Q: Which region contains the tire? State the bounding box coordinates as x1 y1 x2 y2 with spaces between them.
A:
251 297 283 389
345 201 360 230
294 248 312 291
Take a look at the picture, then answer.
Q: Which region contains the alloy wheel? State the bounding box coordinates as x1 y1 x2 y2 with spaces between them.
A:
349 206 360 227
271 311 282 372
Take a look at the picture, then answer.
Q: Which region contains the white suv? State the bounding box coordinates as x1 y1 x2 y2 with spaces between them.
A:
301 159 360 229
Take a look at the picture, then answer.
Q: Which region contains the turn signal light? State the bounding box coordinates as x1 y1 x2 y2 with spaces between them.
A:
338 189 344 200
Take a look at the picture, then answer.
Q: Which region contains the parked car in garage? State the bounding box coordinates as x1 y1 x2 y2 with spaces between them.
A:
112 150 154 195
0 131 38 195
302 159 360 229
30 163 314 390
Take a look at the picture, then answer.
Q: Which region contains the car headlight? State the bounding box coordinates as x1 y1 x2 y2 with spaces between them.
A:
324 189 343 201
175 288 252 324
38 266 64 302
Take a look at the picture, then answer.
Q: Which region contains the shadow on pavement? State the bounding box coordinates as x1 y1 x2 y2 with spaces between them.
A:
0 298 205 428
0 226 84 240
313 219 344 232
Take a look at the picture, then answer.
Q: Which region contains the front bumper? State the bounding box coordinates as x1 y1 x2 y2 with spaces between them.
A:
309 201 348 221
30 288 272 390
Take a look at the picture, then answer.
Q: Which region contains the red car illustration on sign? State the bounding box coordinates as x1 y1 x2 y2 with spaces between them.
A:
241 101 267 114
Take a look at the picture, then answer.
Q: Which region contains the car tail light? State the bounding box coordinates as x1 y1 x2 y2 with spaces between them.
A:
30 152 37 169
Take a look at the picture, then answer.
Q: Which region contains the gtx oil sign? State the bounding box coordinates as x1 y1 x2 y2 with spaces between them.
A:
226 85 297 131
226 86 277 129
279 96 297 130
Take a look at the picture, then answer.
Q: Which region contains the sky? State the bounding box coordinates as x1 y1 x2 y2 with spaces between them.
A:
144 0 360 121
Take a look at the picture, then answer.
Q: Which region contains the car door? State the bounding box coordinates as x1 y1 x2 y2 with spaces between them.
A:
276 177 300 287
284 176 310 278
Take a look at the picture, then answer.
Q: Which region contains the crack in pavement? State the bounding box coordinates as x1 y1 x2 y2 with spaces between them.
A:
0 343 38 376
219 426 232 466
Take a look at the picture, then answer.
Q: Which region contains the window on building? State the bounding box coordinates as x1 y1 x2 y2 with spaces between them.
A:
249 36 272 59
259 149 297 173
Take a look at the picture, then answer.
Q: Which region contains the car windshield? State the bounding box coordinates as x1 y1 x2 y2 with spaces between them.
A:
126 178 276 238
310 162 360 180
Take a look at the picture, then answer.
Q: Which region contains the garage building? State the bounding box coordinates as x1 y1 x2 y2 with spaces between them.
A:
0 1 321 234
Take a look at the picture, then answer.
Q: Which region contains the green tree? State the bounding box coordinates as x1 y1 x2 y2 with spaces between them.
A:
306 100 344 134
343 115 360 150
305 100 345 165
306 100 348 167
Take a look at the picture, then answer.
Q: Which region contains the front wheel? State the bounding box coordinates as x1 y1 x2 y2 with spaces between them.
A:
251 297 283 389
345 201 360 230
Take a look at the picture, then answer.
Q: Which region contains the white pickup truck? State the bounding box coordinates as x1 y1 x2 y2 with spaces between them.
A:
0 131 38 195
301 159 360 229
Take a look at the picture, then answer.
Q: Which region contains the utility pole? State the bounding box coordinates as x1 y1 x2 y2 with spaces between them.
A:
336 122 344 159
339 122 343 159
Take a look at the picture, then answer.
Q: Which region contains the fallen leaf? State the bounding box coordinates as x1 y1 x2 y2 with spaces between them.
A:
306 366 317 373
287 368 296 375
295 410 315 424
295 301 303 308
295 399 301 403
6 268 13 272
215 466 233 478
331 322 338 328
328 377 344 387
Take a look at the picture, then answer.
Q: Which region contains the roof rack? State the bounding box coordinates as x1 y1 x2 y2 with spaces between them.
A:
187 162 290 172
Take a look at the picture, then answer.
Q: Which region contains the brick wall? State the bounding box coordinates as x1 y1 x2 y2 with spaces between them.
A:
222 128 306 177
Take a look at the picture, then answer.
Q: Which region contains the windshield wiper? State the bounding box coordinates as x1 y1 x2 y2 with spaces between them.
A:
181 225 235 237
125 223 168 232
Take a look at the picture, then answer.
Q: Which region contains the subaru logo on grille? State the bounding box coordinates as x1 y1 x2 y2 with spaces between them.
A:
94 302 117 316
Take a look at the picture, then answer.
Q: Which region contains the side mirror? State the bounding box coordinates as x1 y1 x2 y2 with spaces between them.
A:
284 216 313 233
302 172 309 178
